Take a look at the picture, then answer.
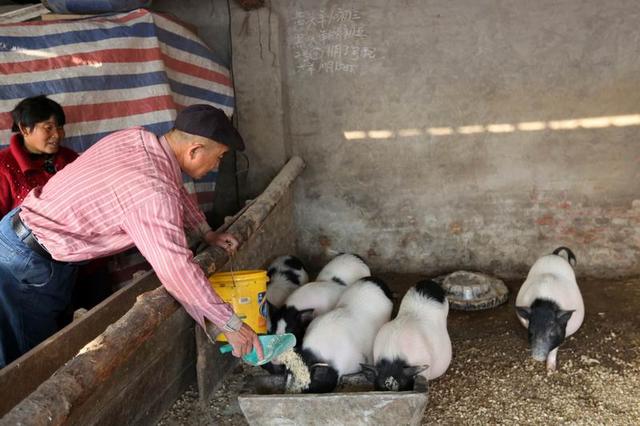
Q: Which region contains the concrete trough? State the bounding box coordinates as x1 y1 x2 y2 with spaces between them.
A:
238 373 428 426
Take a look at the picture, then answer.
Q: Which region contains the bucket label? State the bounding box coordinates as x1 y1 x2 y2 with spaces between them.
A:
258 291 267 318
238 297 251 304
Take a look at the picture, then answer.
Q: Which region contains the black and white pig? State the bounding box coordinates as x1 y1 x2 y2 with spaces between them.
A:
272 253 371 347
363 279 452 391
265 255 309 334
297 276 394 393
315 253 370 287
515 246 584 371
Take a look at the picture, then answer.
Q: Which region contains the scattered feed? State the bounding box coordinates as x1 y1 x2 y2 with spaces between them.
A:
158 276 640 425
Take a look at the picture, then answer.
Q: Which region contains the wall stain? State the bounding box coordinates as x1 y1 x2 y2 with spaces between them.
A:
536 214 555 226
449 222 463 235
559 201 572 209
319 235 331 249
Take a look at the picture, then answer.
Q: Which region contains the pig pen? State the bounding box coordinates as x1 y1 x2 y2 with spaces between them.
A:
2 154 638 425
157 274 640 425
155 2 638 422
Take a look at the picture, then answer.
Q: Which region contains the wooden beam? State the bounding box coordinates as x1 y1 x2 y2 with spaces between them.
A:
1 286 182 425
0 270 158 418
67 309 196 425
0 4 49 24
40 13 94 21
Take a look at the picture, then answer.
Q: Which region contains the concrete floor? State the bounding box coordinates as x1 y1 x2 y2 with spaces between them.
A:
418 275 640 424
158 274 640 425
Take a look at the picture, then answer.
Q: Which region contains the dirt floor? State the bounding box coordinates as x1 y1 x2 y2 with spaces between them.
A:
157 275 640 425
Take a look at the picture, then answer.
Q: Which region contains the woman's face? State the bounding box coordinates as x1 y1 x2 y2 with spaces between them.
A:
20 115 65 155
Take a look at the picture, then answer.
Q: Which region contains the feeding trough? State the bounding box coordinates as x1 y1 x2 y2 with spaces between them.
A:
237 372 428 426
435 270 509 311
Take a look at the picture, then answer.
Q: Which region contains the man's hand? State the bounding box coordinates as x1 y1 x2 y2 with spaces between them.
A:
222 323 264 360
204 230 239 254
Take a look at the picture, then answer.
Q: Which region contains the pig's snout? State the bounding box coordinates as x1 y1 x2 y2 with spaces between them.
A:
531 340 551 362
532 350 547 362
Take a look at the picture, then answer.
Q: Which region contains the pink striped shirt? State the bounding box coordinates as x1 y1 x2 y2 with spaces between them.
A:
20 127 241 332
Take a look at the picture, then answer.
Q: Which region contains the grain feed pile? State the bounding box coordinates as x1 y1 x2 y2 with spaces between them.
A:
278 350 311 393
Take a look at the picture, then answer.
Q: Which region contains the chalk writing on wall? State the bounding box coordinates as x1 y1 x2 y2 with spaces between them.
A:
291 7 377 75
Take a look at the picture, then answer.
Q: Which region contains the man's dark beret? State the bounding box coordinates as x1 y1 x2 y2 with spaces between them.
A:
174 104 245 151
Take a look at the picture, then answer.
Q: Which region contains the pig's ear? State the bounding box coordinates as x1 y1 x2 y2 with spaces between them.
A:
516 306 531 320
360 363 378 382
404 365 429 377
268 303 282 319
267 266 276 278
556 309 574 325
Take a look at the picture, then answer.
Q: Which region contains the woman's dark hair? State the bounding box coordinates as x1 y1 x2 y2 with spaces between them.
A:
11 95 66 132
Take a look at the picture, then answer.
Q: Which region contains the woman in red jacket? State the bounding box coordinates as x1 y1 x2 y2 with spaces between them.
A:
0 95 78 217
0 96 112 339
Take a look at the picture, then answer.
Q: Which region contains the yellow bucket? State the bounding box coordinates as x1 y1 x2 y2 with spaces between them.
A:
208 270 268 342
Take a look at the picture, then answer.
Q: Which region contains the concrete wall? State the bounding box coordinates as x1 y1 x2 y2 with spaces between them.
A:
229 1 290 202
231 0 640 279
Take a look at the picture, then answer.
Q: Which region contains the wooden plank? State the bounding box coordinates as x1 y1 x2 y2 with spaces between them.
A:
0 4 49 23
41 13 94 21
67 309 196 426
0 270 159 418
195 326 238 404
0 286 183 426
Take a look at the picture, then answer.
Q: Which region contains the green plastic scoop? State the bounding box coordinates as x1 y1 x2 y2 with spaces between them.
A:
219 333 296 366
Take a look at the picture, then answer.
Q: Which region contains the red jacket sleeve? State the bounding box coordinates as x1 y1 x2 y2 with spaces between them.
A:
0 172 13 217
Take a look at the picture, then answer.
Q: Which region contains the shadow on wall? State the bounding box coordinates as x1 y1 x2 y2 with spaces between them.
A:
343 113 640 140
